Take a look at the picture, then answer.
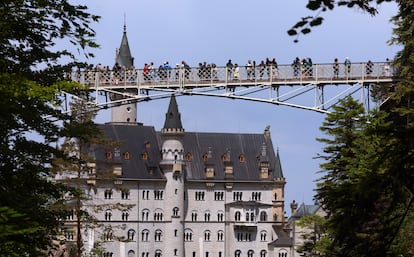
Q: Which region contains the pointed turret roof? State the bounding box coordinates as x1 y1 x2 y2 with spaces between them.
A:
116 23 134 68
163 95 183 129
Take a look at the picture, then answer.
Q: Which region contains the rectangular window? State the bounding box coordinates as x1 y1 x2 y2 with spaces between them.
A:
214 192 224 201
195 191 205 201
233 192 242 201
251 192 261 201
121 191 130 200
142 190 150 200
154 190 164 200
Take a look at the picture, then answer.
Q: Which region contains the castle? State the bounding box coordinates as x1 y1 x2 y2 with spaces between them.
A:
57 25 295 257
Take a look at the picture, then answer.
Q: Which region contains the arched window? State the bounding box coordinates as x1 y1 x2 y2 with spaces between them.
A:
173 207 179 216
104 230 113 241
204 230 211 241
260 250 267 257
260 211 267 221
127 229 135 241
204 211 211 221
185 152 193 161
155 229 163 242
191 211 198 221
128 250 135 257
122 211 129 221
235 250 241 257
141 151 148 160
124 151 130 160
260 231 267 241
142 209 150 221
155 250 162 257
278 250 288 257
141 229 149 242
248 250 254 257
154 209 164 221
104 209 112 221
235 211 241 221
217 230 224 241
184 229 193 241
217 211 224 222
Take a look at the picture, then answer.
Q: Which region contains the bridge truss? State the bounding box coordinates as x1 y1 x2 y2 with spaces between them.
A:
65 61 396 114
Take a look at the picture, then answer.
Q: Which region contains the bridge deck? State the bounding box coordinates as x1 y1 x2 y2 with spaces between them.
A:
72 61 395 89
67 62 397 113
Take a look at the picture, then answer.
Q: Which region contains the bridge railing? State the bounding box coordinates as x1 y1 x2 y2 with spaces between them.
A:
70 62 395 88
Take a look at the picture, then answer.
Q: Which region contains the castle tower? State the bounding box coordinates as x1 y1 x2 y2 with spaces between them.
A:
110 22 137 124
160 95 185 257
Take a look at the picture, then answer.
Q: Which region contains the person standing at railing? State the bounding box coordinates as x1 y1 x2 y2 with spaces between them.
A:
112 62 121 85
252 61 257 80
175 64 180 81
344 57 351 77
272 58 278 78
181 61 191 80
234 64 240 80
163 61 172 81
333 58 339 78
258 60 266 80
266 57 271 79
307 57 313 77
143 63 150 81
246 60 253 80
226 59 233 80
365 60 373 76
211 63 218 81
383 58 391 76
149 62 156 81
292 57 300 78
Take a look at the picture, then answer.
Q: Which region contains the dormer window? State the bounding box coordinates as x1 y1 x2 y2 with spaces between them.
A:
202 153 208 161
105 152 112 159
141 151 149 160
239 154 246 163
145 141 151 149
221 154 229 162
123 151 130 160
185 152 193 161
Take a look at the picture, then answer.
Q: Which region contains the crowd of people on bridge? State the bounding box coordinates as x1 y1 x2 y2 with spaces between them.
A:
74 57 393 85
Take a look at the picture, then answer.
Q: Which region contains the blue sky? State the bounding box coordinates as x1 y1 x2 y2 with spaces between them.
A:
72 0 400 213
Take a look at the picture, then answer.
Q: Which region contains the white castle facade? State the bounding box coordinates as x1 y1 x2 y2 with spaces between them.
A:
56 26 296 257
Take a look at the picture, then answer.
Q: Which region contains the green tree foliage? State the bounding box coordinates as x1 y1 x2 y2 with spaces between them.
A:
296 214 330 257
315 97 367 256
316 97 414 256
52 96 132 256
296 0 414 255
0 1 99 256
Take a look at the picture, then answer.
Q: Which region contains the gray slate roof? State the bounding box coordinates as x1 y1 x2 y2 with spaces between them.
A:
96 124 164 180
95 123 283 182
177 131 283 181
268 225 292 247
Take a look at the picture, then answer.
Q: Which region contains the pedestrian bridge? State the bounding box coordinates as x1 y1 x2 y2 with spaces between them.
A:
69 61 397 113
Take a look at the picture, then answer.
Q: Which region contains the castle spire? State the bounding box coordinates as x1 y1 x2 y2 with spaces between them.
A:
116 16 134 68
163 95 183 130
